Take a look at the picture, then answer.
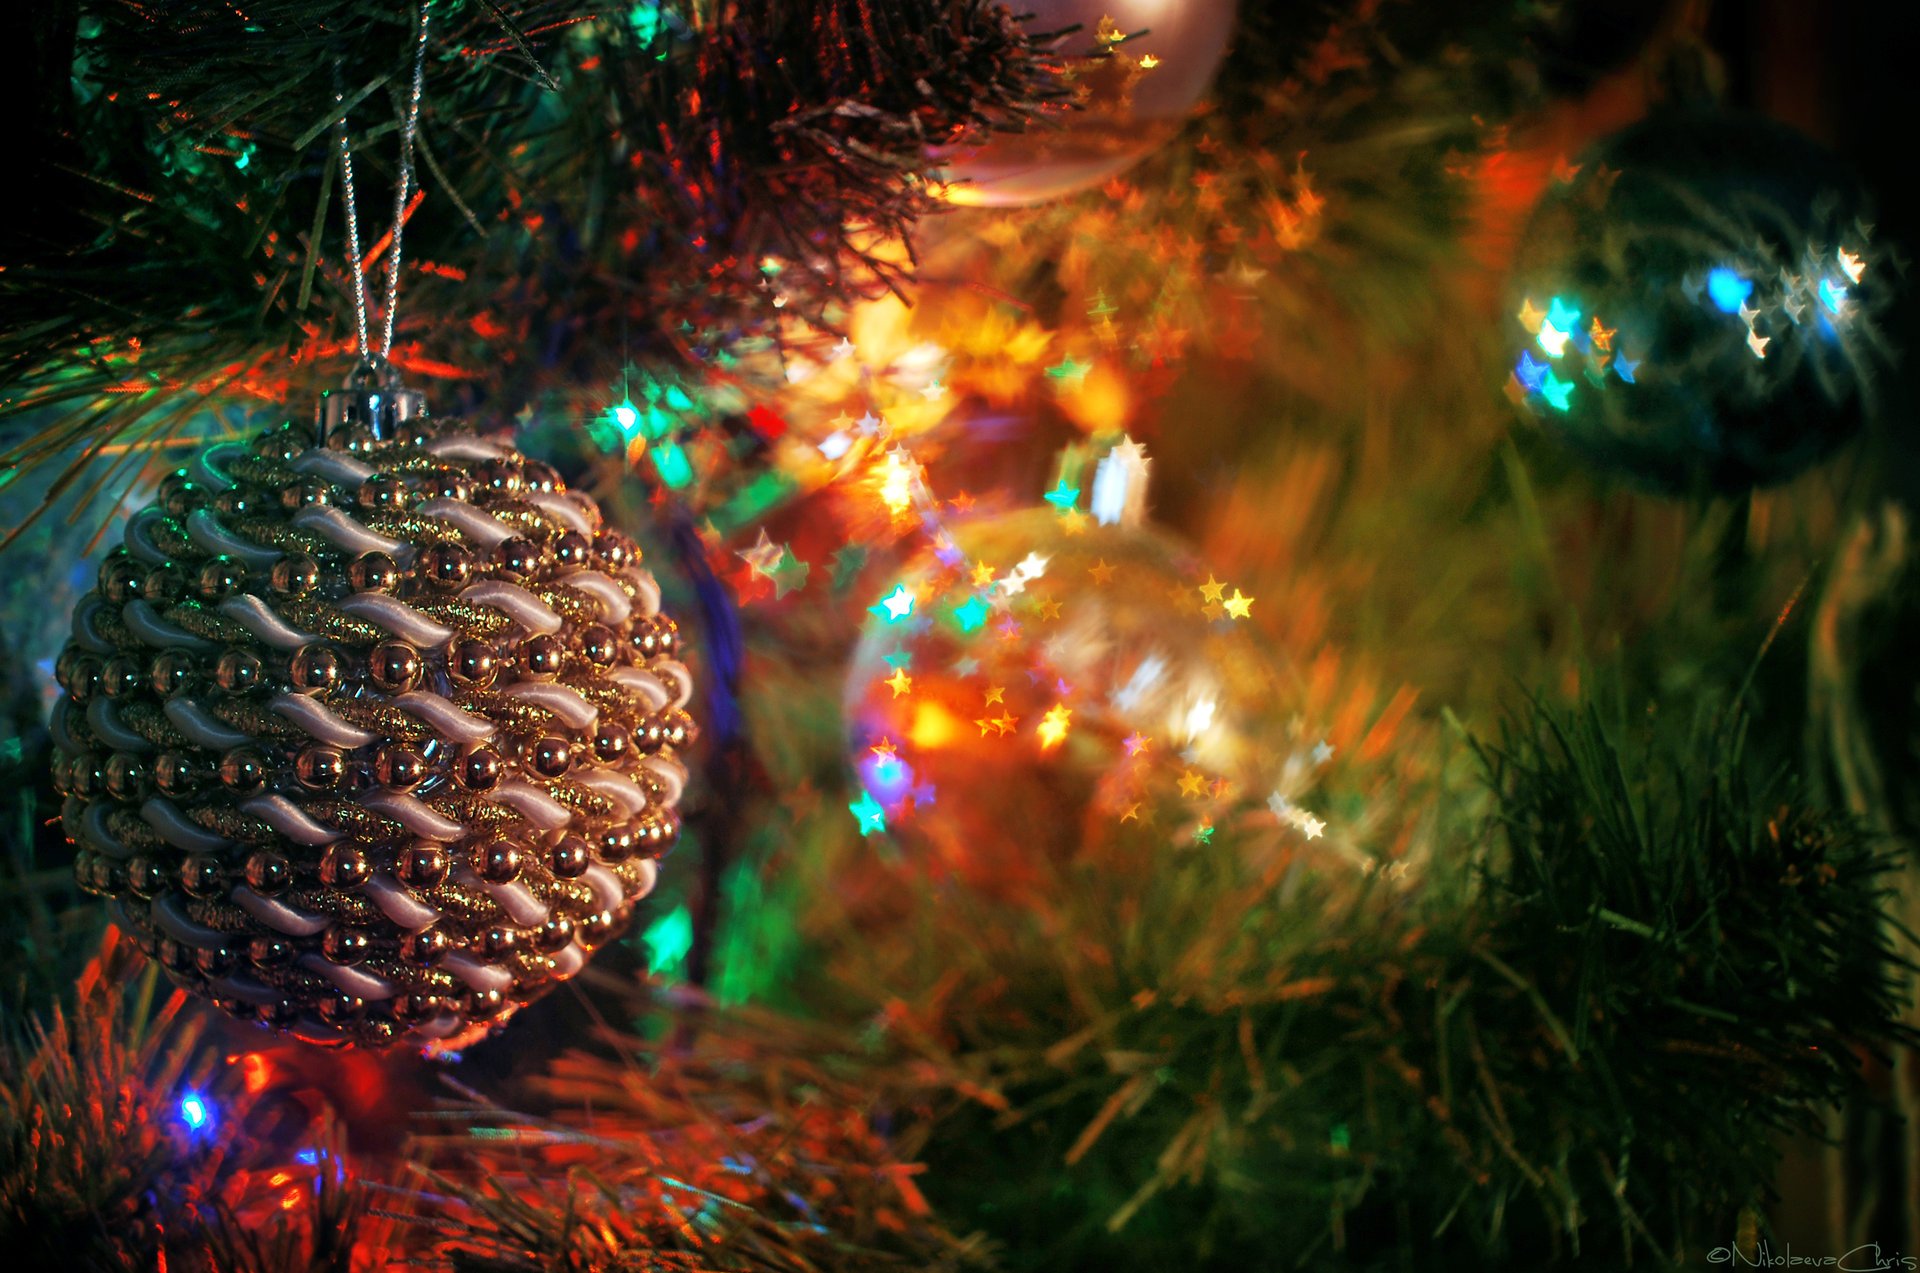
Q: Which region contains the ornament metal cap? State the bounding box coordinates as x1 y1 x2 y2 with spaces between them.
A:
317 357 428 444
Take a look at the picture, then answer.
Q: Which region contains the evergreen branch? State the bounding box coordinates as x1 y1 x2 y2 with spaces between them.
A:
0 929 372 1268
794 693 1916 1270
0 0 1065 483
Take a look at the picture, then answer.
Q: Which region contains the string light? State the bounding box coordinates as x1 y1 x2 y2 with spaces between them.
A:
1707 268 1753 314
871 585 915 622
850 790 888 835
1036 704 1072 750
178 1091 213 1134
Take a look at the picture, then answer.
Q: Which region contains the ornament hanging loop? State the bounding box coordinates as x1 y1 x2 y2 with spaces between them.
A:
317 355 427 445
331 2 432 365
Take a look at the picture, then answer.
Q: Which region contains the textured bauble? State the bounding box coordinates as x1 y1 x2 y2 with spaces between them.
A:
1507 111 1894 493
843 509 1280 893
51 413 695 1050
934 0 1236 207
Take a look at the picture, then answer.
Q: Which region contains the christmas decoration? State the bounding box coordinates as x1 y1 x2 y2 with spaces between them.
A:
0 0 1066 524
49 368 695 1049
935 0 1237 206
6 1 1920 1269
1507 111 1895 493
842 495 1318 892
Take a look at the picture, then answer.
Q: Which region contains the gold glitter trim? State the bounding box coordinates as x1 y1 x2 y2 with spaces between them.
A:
211 698 305 742
360 958 436 996
431 795 520 834
329 699 431 743
363 511 463 546
415 881 501 925
458 687 558 735
606 858 658 900
524 877 597 913
184 898 262 934
152 518 195 558
483 502 564 539
532 585 597 626
279 598 387 645
92 607 141 649
117 701 191 750
631 769 669 805
415 599 513 640
227 516 333 557
503 949 557 985
305 799 407 843
566 679 650 726
105 808 165 851
285 887 381 926
546 780 616 821
227 455 299 487
189 804 279 847
369 447 444 475
163 603 255 646
63 716 103 751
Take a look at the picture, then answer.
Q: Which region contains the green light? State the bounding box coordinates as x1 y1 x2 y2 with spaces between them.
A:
612 400 639 433
664 384 694 412
849 791 887 836
651 441 693 488
586 416 624 453
1540 371 1575 413
627 1 665 45
1043 479 1079 512
642 904 694 976
1546 296 1581 332
952 595 990 632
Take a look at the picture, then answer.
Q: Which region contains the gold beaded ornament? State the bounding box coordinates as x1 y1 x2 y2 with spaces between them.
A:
52 365 695 1050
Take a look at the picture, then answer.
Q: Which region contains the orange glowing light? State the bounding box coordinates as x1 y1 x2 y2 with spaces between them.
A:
1037 704 1072 750
1056 361 1131 434
239 1052 272 1094
879 450 918 514
908 701 963 750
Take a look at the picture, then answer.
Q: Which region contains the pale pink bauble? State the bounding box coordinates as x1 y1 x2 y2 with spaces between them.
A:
937 0 1237 207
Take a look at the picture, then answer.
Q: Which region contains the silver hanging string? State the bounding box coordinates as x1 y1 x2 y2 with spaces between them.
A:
380 3 432 360
332 84 373 362
331 2 432 366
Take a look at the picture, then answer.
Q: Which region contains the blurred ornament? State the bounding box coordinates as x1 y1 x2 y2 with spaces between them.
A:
935 0 1237 207
52 364 695 1050
842 502 1290 893
1507 111 1895 493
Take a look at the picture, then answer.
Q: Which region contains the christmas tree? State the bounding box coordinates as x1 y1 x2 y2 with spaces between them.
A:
4 1 1919 1268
